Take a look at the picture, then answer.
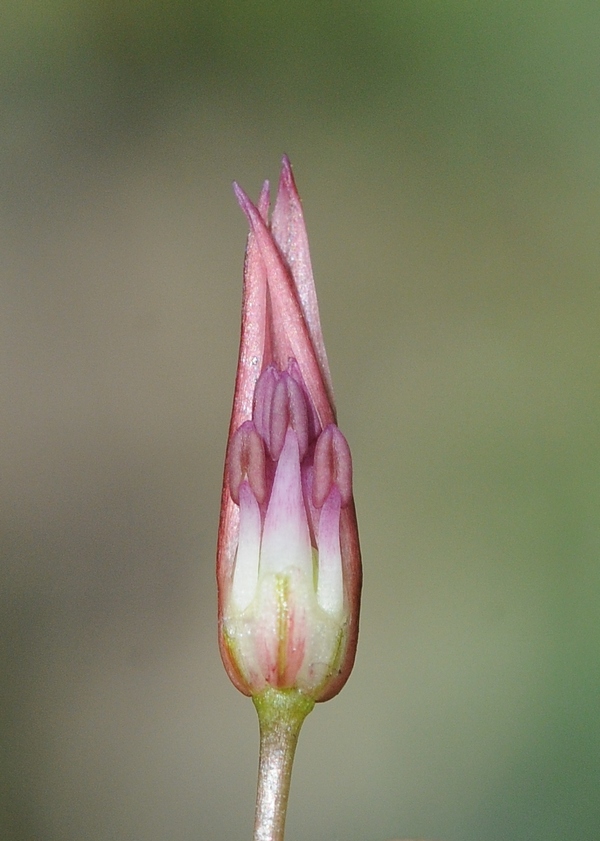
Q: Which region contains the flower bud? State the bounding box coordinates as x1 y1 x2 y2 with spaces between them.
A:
217 157 361 702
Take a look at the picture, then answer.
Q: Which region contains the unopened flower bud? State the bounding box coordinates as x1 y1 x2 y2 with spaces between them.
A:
217 157 361 703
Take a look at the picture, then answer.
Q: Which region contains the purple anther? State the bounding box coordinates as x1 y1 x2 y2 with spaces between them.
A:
253 364 310 461
311 424 353 509
228 421 267 505
287 357 321 441
287 376 309 459
252 366 279 454
269 375 291 461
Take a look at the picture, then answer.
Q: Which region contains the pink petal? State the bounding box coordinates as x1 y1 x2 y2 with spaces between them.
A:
272 156 334 404
234 184 336 430
316 486 343 616
260 429 312 577
230 481 262 612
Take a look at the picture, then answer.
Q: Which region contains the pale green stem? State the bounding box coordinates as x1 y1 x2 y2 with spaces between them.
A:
252 688 315 841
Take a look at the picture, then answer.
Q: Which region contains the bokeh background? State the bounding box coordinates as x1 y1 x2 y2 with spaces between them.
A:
2 2 599 840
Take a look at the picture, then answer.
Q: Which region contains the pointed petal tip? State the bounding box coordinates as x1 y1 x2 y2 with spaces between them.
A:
232 180 250 210
279 154 298 195
258 180 270 219
281 153 292 174
234 179 271 226
233 182 261 231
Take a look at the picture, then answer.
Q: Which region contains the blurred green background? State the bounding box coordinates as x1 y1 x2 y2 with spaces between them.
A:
1 2 599 840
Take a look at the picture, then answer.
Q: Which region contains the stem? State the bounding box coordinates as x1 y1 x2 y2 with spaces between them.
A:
252 688 315 841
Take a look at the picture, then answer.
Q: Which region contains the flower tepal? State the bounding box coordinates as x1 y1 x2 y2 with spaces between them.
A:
217 156 361 703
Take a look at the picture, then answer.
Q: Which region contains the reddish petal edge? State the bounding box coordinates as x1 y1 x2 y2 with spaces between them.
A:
218 183 272 697
272 156 335 407
316 501 362 701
